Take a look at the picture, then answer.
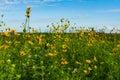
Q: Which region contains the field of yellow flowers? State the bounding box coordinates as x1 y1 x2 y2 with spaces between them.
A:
0 7 120 80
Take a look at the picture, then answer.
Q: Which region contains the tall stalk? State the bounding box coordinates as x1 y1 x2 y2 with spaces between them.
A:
23 6 31 33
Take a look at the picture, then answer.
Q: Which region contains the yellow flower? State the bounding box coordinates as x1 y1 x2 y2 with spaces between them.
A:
47 53 54 56
26 14 30 18
20 51 25 56
26 8 31 13
80 31 84 37
94 65 97 69
28 40 33 45
10 29 17 33
4 45 9 49
62 44 67 49
26 6 31 18
88 67 92 71
88 43 92 46
83 70 88 74
3 32 10 37
27 6 31 10
94 56 97 62
65 38 69 42
64 23 69 27
0 45 9 49
46 43 50 47
62 49 67 53
5 40 12 44
36 36 42 42
47 53 57 57
86 59 91 64
61 58 68 65
61 60 68 65
55 26 60 30
75 61 82 65
14 32 21 36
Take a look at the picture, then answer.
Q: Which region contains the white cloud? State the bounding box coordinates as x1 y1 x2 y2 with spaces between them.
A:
0 0 20 10
23 0 41 4
43 0 62 2
1 0 71 5
3 0 20 4
22 0 63 7
23 0 62 4
98 9 120 13
47 4 57 6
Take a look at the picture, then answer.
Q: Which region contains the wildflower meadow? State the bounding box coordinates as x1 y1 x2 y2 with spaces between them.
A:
0 7 120 80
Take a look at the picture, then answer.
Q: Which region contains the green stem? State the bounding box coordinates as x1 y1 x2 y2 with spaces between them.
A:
23 18 27 33
27 18 30 32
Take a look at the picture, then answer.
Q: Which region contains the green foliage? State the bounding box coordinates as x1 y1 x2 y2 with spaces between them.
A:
0 27 120 80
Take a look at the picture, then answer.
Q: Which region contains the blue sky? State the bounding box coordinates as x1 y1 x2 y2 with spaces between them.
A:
0 0 120 32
